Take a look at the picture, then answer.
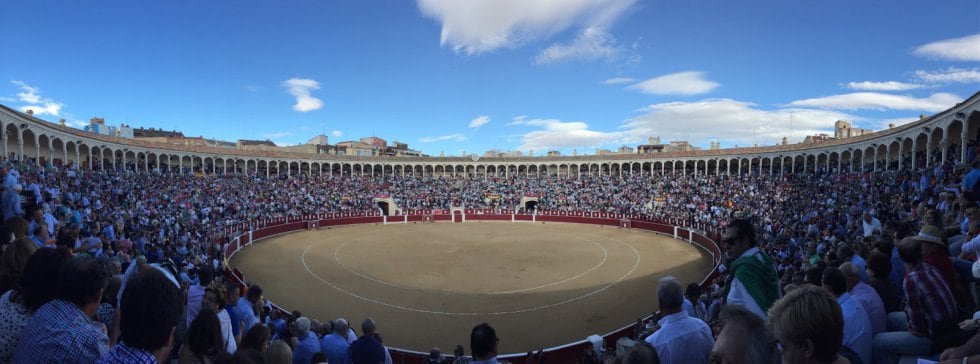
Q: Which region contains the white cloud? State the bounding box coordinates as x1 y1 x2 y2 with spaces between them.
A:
623 99 858 147
420 133 466 143
13 81 41 103
262 132 292 138
416 0 635 55
875 117 920 130
788 92 961 112
512 118 628 151
535 27 619 64
10 81 64 116
845 81 923 91
331 130 343 138
627 71 720 96
468 115 491 129
913 33 980 62
281 78 324 112
65 119 88 128
19 103 62 116
913 67 980 84
601 77 634 85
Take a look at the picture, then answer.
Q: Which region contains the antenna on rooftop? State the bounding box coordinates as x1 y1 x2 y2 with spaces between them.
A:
790 111 795 143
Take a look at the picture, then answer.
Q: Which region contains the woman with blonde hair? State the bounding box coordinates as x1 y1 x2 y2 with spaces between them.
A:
263 340 292 364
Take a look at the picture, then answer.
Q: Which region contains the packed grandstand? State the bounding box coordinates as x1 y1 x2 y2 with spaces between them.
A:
0 93 978 364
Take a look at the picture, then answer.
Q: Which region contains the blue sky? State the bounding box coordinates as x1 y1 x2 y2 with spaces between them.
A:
1 0 978 156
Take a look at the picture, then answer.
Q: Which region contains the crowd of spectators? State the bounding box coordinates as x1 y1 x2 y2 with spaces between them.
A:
0 138 979 363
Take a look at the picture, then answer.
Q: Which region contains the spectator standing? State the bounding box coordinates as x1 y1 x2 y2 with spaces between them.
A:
683 283 708 322
225 282 242 344
350 318 386 364
236 284 263 333
321 318 352 364
186 265 213 328
179 307 224 364
0 247 70 362
470 323 500 364
721 219 780 319
0 237 37 293
2 183 23 222
961 159 980 194
99 267 182 363
453 345 471 364
644 277 713 364
291 317 320 364
863 212 883 237
12 254 111 363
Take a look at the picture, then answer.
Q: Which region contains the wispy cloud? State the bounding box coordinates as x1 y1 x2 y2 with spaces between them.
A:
535 27 619 64
244 85 261 92
281 78 324 112
844 81 923 91
627 71 720 96
10 80 64 116
624 99 858 147
331 130 343 138
507 115 528 126
913 67 980 84
788 92 961 112
416 0 636 55
513 118 627 151
420 133 466 143
262 131 292 138
913 33 980 62
601 77 634 85
469 115 491 130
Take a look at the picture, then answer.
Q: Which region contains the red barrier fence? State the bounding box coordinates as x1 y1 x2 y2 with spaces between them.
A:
224 211 721 364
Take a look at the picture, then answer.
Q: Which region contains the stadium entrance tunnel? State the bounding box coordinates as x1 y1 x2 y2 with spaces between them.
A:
377 201 389 216
524 200 538 212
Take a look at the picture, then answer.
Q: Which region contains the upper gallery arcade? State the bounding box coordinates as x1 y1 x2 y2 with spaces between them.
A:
0 92 978 178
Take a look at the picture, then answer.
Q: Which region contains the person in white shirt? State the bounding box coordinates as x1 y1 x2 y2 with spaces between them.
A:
862 211 882 237
644 276 714 364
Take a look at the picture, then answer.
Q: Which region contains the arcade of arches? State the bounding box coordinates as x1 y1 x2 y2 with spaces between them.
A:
0 95 978 178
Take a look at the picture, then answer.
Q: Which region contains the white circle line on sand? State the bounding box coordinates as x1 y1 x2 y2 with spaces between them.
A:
300 234 641 316
329 237 609 295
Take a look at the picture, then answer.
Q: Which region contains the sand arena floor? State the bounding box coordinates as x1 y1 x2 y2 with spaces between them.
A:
229 221 714 353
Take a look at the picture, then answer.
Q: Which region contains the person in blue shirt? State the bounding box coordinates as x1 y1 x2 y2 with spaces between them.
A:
962 159 980 194
236 284 263 333
321 318 352 364
291 317 320 364
823 267 872 364
644 276 714 364
13 255 111 363
224 282 242 343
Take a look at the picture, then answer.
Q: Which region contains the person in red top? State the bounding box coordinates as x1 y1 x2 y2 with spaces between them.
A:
918 224 967 307
873 235 958 363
